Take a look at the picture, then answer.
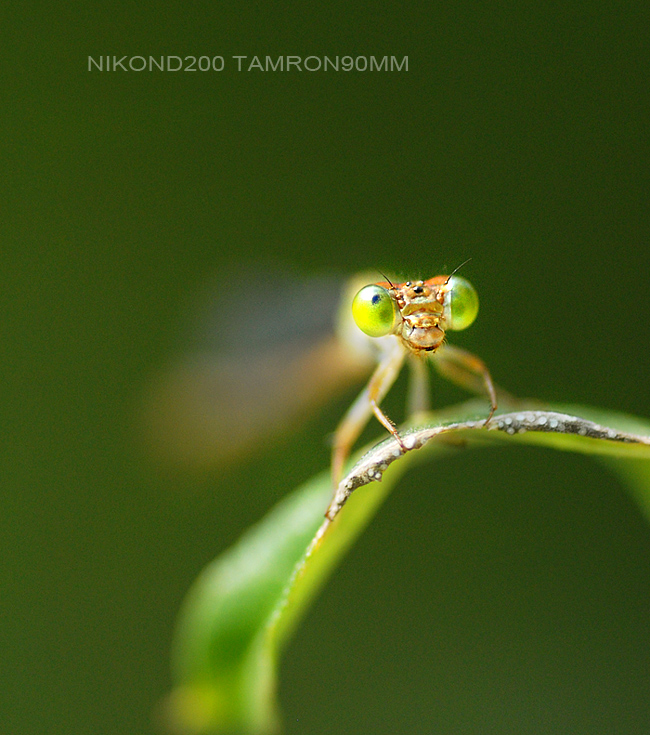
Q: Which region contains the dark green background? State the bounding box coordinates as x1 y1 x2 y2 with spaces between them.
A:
4 3 650 733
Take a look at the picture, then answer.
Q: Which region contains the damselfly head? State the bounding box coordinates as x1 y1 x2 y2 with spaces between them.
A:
351 272 480 353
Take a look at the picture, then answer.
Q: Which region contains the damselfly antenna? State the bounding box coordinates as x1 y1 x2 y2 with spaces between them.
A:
377 270 395 289
444 257 473 284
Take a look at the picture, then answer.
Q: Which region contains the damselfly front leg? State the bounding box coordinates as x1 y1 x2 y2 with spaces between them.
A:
433 343 497 424
331 338 407 486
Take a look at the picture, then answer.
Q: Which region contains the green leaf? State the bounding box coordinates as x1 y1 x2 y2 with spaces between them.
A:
165 401 650 734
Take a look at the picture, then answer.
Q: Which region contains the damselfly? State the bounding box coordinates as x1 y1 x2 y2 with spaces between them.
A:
331 270 496 486
143 267 496 487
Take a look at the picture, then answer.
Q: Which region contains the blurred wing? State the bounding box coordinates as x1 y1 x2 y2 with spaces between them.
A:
140 271 377 468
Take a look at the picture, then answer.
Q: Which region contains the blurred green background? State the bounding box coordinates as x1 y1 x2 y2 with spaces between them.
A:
4 2 650 733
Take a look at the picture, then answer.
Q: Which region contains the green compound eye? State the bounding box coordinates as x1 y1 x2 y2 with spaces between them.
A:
443 276 479 330
352 284 400 338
